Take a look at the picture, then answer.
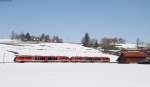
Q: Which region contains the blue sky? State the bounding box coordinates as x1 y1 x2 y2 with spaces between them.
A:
0 0 150 42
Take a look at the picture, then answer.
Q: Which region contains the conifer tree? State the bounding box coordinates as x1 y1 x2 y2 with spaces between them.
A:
81 33 90 47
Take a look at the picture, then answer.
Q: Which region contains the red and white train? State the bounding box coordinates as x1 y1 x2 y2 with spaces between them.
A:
14 55 110 63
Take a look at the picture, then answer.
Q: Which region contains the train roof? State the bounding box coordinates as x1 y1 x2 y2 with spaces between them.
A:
15 55 110 58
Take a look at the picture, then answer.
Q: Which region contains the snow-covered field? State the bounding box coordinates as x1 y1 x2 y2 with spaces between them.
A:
0 39 118 62
0 39 150 87
0 63 150 87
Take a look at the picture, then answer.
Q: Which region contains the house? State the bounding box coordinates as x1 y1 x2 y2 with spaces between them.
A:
117 50 146 63
143 48 150 58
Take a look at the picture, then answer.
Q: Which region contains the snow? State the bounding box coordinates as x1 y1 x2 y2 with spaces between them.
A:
0 39 149 87
0 39 18 43
0 63 150 87
116 43 137 49
115 43 147 49
0 40 118 62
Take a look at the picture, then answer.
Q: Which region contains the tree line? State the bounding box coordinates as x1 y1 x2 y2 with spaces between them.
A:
10 31 63 43
81 33 99 48
81 33 126 49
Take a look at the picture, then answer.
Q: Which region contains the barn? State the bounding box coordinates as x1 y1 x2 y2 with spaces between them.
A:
117 50 146 63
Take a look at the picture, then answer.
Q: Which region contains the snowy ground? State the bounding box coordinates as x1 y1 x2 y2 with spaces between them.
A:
0 63 150 87
0 40 150 87
0 39 118 62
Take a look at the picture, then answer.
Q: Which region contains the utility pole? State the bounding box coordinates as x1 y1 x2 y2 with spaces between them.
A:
3 52 5 64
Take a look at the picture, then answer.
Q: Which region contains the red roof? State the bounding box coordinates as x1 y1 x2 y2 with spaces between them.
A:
122 51 146 58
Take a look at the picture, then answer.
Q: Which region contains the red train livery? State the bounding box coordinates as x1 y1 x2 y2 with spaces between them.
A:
14 55 110 63
70 57 110 63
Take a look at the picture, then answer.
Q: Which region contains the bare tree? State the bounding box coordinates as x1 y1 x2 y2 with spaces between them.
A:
118 38 126 44
10 31 16 40
136 38 140 49
52 36 63 43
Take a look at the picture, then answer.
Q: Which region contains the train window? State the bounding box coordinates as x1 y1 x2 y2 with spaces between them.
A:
48 57 57 60
48 57 50 60
37 57 39 60
48 57 52 60
85 58 91 60
32 57 35 60
34 57 45 60
41 57 43 60
96 58 101 60
52 57 55 60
